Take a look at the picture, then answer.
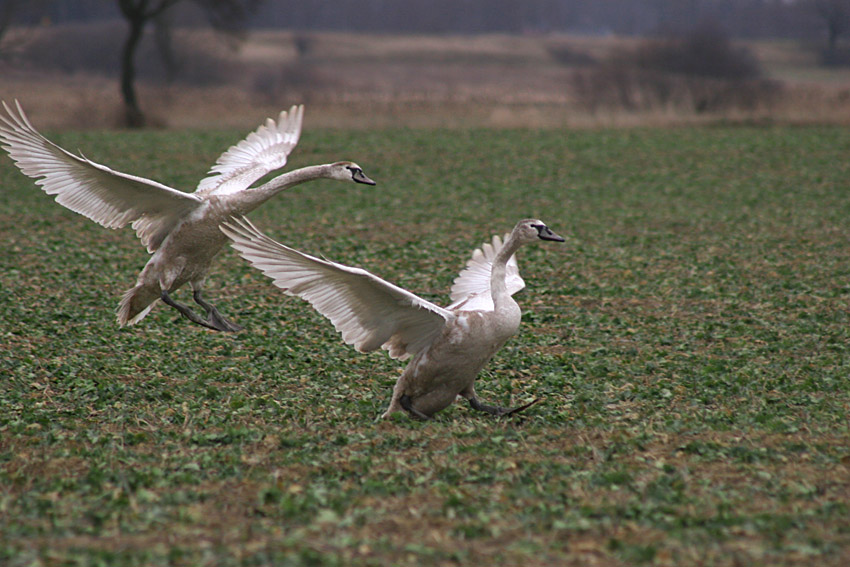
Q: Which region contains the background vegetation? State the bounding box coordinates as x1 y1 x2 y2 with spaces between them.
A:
5 26 850 130
2 122 850 565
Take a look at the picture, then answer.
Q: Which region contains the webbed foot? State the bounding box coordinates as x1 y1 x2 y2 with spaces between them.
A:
160 290 242 332
468 396 541 417
193 291 244 332
400 395 433 421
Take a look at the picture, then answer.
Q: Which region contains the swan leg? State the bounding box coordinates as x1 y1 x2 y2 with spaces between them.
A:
192 290 244 332
467 395 541 417
399 395 432 421
160 291 237 332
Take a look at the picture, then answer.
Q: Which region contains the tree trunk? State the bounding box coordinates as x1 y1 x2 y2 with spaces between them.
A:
121 15 147 127
114 0 256 126
0 0 22 46
828 22 839 54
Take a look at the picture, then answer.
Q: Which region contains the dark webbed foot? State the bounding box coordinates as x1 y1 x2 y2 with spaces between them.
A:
160 291 242 332
400 395 432 421
193 291 244 332
468 396 541 417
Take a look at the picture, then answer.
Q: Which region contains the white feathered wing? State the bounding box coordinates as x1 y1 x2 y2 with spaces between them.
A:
447 233 525 311
195 105 304 197
0 100 203 253
221 216 452 360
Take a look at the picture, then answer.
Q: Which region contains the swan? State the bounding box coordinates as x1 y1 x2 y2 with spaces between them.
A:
220 215 564 420
0 101 375 332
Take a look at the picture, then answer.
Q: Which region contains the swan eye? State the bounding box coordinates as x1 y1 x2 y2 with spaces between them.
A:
345 165 376 185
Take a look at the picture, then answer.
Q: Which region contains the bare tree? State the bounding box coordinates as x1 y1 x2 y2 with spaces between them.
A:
811 0 850 56
116 0 262 127
0 0 21 43
0 0 41 48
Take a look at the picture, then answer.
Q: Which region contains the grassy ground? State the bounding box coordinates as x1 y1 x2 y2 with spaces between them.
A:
1 124 850 566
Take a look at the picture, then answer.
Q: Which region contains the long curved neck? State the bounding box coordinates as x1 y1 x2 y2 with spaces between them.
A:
237 164 335 212
490 233 522 308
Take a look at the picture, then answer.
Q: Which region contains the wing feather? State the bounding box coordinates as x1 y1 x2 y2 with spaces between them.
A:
221 216 451 360
195 105 304 196
447 233 525 311
0 100 202 253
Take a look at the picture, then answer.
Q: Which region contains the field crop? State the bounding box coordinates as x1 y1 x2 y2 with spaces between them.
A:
1 124 850 566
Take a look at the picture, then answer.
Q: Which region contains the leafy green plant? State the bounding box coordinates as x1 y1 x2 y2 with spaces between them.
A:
1 125 850 565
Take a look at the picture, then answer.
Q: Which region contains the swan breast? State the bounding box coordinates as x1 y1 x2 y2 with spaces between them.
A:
399 310 519 414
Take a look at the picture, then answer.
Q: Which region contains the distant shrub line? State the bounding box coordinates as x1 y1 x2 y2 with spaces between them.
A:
4 22 784 115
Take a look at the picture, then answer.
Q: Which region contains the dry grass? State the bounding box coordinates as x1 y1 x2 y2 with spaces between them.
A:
3 27 850 130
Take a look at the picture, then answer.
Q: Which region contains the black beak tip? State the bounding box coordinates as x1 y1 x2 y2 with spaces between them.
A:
536 225 565 242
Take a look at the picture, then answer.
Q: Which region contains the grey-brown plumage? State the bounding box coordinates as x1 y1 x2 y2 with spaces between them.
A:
0 101 375 331
221 216 564 419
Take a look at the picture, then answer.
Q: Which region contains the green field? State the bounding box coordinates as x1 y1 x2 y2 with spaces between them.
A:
2 124 850 566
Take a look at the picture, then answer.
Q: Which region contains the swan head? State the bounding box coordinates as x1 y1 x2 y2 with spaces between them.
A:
329 161 376 185
513 219 565 244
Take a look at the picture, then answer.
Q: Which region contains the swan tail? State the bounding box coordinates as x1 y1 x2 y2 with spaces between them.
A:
117 284 160 326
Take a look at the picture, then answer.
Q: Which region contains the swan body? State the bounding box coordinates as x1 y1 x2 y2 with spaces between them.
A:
221 216 564 419
0 101 375 331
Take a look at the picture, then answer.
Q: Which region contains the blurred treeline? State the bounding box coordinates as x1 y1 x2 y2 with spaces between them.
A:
6 0 828 39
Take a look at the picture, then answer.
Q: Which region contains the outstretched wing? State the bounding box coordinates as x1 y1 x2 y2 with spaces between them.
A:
0 100 203 253
447 233 525 311
221 216 452 360
195 105 304 196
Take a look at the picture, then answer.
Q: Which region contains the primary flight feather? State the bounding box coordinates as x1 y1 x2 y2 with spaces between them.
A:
222 215 564 419
0 101 375 332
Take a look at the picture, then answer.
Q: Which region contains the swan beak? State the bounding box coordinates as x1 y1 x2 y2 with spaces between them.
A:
537 225 565 242
353 170 376 185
